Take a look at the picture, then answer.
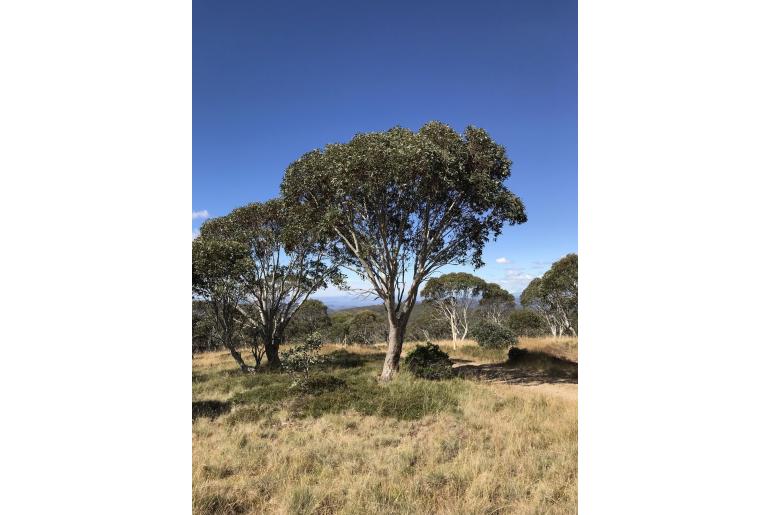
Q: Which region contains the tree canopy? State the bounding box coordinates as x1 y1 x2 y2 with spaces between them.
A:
281 122 526 380
194 199 343 368
479 282 516 325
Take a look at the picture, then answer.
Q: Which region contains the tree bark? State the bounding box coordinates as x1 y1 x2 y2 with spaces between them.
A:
264 334 281 369
226 342 253 373
380 318 406 381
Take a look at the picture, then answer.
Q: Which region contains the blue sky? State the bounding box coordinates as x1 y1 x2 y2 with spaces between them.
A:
193 0 576 306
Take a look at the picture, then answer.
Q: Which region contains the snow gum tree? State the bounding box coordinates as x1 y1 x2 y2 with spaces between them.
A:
281 122 527 380
479 282 516 325
521 253 578 337
421 272 487 348
194 199 343 370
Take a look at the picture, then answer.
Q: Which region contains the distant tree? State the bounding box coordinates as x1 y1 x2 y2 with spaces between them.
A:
520 254 578 337
327 309 386 345
348 310 384 345
479 283 516 325
541 253 577 335
421 272 487 348
192 307 217 354
508 308 546 337
281 122 527 380
284 299 331 342
405 306 452 342
195 200 343 370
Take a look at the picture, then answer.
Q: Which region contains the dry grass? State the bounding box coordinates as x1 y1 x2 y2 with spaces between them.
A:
193 337 577 514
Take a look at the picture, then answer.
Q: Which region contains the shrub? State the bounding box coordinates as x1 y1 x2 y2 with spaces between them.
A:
507 346 528 363
281 332 325 387
471 320 518 348
403 342 454 380
508 309 546 337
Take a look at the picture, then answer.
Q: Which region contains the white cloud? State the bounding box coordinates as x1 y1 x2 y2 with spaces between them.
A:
495 257 510 264
192 229 200 240
192 209 210 220
498 267 534 293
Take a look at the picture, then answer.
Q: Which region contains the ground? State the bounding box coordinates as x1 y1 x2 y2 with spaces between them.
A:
192 337 578 515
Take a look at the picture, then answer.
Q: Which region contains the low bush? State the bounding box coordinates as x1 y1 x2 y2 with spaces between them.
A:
281 332 325 387
507 346 528 363
403 342 454 380
471 320 518 348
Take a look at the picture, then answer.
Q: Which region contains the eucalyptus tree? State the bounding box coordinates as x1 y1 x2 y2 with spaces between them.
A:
192 236 253 370
479 282 516 325
520 253 578 337
421 272 487 348
541 253 578 335
281 122 527 380
195 200 343 369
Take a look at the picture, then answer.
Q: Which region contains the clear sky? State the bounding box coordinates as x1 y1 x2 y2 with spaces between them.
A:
193 0 576 306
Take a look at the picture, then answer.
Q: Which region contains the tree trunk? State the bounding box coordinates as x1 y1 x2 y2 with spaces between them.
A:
380 319 406 381
226 342 253 373
264 334 281 369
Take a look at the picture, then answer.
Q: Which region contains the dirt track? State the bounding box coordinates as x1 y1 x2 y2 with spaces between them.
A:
453 360 578 402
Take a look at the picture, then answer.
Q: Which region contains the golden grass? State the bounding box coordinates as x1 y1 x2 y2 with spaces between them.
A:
193 337 577 514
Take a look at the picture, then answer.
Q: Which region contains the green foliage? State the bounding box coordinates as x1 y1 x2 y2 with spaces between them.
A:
281 122 526 273
291 374 463 420
541 253 578 333
193 201 345 370
219 354 465 421
507 309 547 337
471 320 517 348
403 342 455 380
285 299 331 342
479 283 516 323
281 122 527 378
405 306 452 341
281 332 326 387
328 309 386 345
421 272 487 302
521 254 578 336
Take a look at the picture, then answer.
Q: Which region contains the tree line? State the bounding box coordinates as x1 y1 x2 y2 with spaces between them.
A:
193 121 531 381
193 253 577 354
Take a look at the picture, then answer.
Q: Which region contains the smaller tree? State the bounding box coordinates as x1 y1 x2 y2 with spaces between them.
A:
192 238 254 371
520 254 578 337
284 299 331 342
421 273 487 348
197 200 344 370
281 332 325 388
471 319 517 348
479 283 516 325
348 310 384 345
508 309 546 337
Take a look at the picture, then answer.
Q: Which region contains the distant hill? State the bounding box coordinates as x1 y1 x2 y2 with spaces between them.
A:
327 301 434 319
309 295 381 312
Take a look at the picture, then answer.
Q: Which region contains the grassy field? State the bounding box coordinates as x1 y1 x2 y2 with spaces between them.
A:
192 337 578 514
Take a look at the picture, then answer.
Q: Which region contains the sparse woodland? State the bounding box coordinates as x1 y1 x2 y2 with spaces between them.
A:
192 123 578 514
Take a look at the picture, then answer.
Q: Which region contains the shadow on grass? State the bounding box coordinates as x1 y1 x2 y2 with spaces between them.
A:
192 400 231 420
453 349 578 385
